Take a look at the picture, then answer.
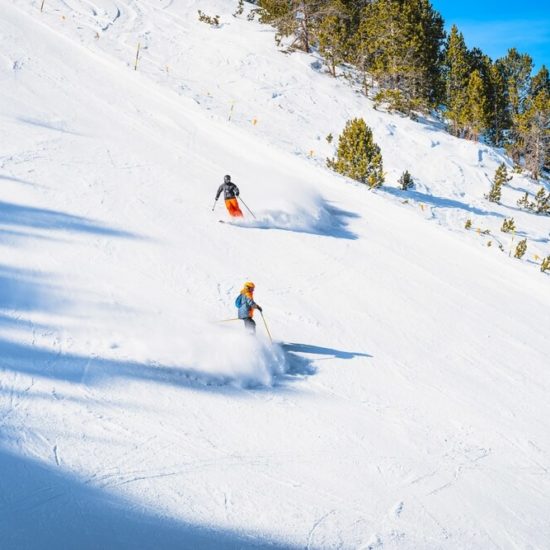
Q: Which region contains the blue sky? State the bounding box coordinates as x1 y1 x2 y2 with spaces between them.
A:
431 0 549 70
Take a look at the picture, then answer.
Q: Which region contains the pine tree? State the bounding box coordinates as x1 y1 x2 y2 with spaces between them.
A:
533 187 550 214
516 79 550 179
500 217 515 233
399 170 414 190
486 163 510 203
496 162 512 186
401 0 446 108
256 0 326 52
443 25 471 136
463 70 488 140
327 118 384 187
530 65 550 97
353 0 444 113
514 238 527 259
541 256 550 273
498 49 533 164
500 49 533 118
318 13 349 76
486 61 510 146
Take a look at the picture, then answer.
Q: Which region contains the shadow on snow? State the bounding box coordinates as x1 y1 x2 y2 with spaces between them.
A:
383 187 504 218
281 342 372 360
0 197 302 548
0 445 295 550
0 199 139 239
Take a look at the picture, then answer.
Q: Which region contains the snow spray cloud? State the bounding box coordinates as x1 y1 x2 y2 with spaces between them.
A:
177 325 288 388
229 188 355 239
99 320 288 389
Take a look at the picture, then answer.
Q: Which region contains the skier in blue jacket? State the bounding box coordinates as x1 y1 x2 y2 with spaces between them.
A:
235 281 262 333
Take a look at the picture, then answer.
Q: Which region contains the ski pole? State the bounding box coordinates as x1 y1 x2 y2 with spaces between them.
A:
260 312 273 343
238 197 256 219
212 199 217 212
218 317 241 323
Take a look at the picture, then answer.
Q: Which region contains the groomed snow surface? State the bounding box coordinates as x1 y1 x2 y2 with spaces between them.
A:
1 1 549 548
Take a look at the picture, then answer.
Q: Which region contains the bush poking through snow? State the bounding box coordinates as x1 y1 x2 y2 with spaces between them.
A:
534 187 550 214
465 218 472 230
517 191 532 210
501 217 516 233
198 10 220 26
374 89 423 115
514 238 527 259
327 118 384 188
326 132 333 144
541 256 550 273
233 0 244 17
399 170 414 190
517 188 550 214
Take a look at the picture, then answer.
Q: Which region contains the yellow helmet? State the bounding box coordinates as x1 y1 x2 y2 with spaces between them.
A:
244 281 255 290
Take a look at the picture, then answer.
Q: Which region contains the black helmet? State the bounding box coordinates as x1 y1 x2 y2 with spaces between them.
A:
224 174 231 183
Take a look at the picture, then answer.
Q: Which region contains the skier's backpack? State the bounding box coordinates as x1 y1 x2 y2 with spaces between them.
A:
235 294 244 308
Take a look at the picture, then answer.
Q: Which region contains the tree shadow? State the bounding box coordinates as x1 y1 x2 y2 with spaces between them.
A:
0 335 311 395
0 227 66 244
16 115 82 136
383 187 503 218
0 264 64 313
515 230 550 244
1 198 307 547
0 260 306 396
0 200 139 239
0 174 43 187
0 445 295 550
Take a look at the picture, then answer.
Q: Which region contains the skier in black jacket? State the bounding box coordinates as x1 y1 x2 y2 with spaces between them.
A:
215 175 243 217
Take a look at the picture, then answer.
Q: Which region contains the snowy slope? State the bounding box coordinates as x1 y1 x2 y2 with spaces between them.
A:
1 1 549 549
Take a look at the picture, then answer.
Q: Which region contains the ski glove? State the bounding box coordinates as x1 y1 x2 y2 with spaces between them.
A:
256 305 263 312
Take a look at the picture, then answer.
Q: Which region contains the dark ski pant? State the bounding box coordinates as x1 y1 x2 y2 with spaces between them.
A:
242 317 256 334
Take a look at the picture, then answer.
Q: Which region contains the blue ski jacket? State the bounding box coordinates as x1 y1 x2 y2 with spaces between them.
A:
235 291 259 319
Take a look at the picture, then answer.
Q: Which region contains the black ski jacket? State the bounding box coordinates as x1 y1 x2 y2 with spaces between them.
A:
216 182 240 200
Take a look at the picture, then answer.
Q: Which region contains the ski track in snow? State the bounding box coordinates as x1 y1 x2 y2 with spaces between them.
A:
0 1 549 549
